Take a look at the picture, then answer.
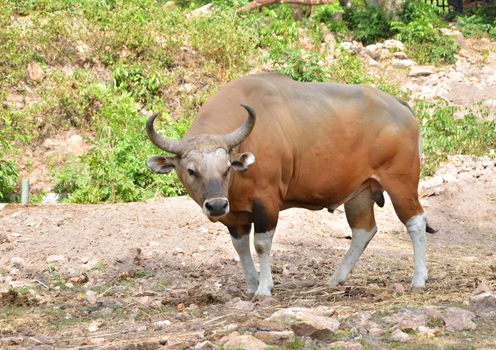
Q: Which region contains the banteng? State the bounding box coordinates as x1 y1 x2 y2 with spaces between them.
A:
147 72 435 299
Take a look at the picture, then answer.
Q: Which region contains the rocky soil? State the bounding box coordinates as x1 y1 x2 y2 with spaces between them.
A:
1 155 496 349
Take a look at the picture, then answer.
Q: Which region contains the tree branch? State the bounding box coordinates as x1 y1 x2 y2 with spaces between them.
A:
238 0 335 11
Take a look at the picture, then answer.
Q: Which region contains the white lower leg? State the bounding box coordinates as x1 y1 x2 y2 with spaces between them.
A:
253 229 275 297
406 215 428 288
231 234 259 294
328 226 377 286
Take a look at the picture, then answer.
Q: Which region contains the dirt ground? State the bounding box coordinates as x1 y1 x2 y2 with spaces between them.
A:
1 156 495 349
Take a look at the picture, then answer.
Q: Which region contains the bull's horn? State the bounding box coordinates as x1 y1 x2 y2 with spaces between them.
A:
146 113 185 155
222 104 256 149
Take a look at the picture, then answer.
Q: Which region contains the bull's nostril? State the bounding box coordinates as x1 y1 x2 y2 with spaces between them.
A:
205 202 213 211
222 201 228 209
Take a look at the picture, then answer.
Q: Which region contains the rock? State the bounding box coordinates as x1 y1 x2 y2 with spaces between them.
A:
41 193 60 204
313 305 336 317
443 307 476 332
467 290 496 319
368 327 385 337
267 307 339 340
383 309 427 331
390 329 410 342
473 281 492 295
254 330 295 345
46 255 65 263
85 290 97 305
220 332 267 350
338 41 360 55
27 62 45 82
409 66 435 77
417 325 436 337
326 341 363 350
11 257 25 268
88 321 100 333
233 300 255 312
193 341 216 350
393 51 408 59
392 58 415 68
365 44 382 60
187 3 214 19
152 320 172 330
384 39 405 52
391 283 405 294
448 71 465 82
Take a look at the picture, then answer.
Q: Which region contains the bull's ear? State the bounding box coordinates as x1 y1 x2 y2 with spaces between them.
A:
147 156 177 174
231 152 255 172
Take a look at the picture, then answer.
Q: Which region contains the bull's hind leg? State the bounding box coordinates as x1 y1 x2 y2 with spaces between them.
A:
381 176 428 289
328 188 377 286
229 224 259 296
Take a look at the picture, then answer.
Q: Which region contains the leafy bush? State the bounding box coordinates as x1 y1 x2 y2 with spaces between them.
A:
54 85 188 203
271 48 326 82
343 1 392 45
416 100 496 175
0 140 18 202
457 6 496 38
312 3 348 35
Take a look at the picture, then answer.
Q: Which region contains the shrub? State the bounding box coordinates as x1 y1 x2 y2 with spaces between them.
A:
54 84 187 203
392 0 458 65
457 6 496 38
415 100 496 176
0 141 18 202
343 1 392 45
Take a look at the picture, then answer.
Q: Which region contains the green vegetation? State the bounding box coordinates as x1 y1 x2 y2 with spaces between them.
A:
416 100 496 176
457 6 496 38
0 0 493 203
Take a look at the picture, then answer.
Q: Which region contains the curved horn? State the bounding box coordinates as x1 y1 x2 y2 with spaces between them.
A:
146 114 185 155
222 104 256 149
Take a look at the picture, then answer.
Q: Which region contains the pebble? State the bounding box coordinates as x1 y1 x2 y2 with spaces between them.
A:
85 290 97 305
46 255 66 263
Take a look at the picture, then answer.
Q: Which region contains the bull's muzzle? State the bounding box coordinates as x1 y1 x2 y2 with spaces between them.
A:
203 197 229 217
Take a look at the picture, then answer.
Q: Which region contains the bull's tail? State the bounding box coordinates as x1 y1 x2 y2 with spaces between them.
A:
392 98 437 234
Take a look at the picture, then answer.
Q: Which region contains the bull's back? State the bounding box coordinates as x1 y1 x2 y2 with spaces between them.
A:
189 73 420 208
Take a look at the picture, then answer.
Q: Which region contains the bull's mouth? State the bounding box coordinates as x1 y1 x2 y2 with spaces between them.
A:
202 197 230 218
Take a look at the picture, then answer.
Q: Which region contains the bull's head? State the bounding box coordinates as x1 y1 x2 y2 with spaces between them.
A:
146 105 256 219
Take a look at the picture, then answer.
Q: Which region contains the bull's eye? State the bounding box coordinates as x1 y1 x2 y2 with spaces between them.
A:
187 168 197 177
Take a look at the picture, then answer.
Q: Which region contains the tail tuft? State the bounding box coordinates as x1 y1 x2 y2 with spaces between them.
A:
426 221 437 234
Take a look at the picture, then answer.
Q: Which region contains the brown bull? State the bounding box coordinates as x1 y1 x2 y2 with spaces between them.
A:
147 72 435 298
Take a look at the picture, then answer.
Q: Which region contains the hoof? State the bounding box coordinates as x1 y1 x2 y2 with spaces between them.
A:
327 277 345 287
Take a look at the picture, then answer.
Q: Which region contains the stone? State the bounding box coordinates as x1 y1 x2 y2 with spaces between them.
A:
152 320 172 330
448 71 465 82
393 51 408 59
46 255 65 263
11 257 25 268
391 283 405 294
85 290 97 305
220 332 267 350
390 329 410 342
384 39 405 51
267 307 339 339
88 321 100 333
409 66 435 77
383 309 427 331
365 44 382 60
233 300 255 312
392 58 415 68
326 341 363 350
254 330 295 345
417 325 436 337
27 62 45 82
443 307 476 332
338 41 360 55
467 291 496 319
187 3 214 19
193 341 216 350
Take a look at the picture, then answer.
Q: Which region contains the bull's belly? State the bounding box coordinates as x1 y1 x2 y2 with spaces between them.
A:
281 182 369 212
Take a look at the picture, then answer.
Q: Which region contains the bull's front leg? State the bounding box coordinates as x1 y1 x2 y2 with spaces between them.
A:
253 228 275 297
229 225 259 296
252 201 279 298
